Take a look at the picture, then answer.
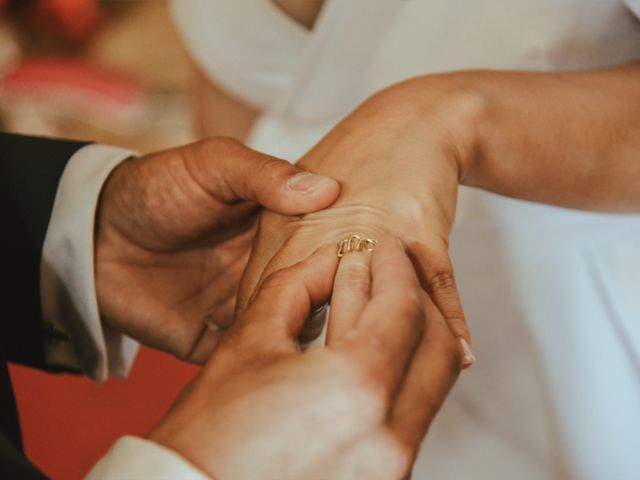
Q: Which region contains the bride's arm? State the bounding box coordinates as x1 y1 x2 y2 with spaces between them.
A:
456 63 640 212
236 62 640 368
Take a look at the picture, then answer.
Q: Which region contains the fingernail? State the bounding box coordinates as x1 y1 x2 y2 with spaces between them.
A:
459 338 476 369
287 172 336 194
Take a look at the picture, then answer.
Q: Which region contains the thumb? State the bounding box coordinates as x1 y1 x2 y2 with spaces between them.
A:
194 138 340 215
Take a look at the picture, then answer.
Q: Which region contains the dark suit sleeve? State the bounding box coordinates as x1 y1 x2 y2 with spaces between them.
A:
0 133 90 369
0 432 46 480
0 133 92 480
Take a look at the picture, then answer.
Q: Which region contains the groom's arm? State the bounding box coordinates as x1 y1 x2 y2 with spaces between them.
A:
0 133 88 368
0 132 201 480
0 133 136 376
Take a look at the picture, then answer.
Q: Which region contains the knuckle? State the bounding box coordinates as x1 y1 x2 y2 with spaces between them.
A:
396 288 426 326
404 288 424 312
426 269 457 295
391 193 430 226
210 136 243 152
253 155 283 181
196 136 242 158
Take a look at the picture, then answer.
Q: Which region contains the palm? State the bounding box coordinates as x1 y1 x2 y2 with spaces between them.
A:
94 143 260 363
97 221 255 363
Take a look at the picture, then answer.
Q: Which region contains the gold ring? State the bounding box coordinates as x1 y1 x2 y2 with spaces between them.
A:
337 234 378 258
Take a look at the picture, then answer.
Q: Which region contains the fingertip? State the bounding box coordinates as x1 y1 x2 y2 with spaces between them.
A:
458 337 477 369
223 152 339 214
281 172 340 214
287 172 339 196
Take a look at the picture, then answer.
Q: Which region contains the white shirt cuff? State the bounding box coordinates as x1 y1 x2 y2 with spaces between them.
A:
86 436 209 480
41 143 140 381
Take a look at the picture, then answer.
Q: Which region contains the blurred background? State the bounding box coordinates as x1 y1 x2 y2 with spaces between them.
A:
1 1 199 478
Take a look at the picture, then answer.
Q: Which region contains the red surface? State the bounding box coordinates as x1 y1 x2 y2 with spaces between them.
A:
2 59 145 105
9 347 198 479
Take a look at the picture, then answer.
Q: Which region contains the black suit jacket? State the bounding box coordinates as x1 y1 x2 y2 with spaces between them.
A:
0 133 90 479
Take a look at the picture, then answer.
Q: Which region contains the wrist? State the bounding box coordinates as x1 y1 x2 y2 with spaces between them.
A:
380 74 492 185
95 156 136 231
94 157 138 331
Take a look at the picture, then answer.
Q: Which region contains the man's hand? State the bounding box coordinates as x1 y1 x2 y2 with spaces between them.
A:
149 239 459 480
95 137 339 362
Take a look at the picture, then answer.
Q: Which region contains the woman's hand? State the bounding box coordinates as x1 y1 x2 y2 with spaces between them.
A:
150 240 459 480
237 80 483 366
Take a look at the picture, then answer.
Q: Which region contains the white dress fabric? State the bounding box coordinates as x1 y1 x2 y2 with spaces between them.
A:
172 1 640 479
